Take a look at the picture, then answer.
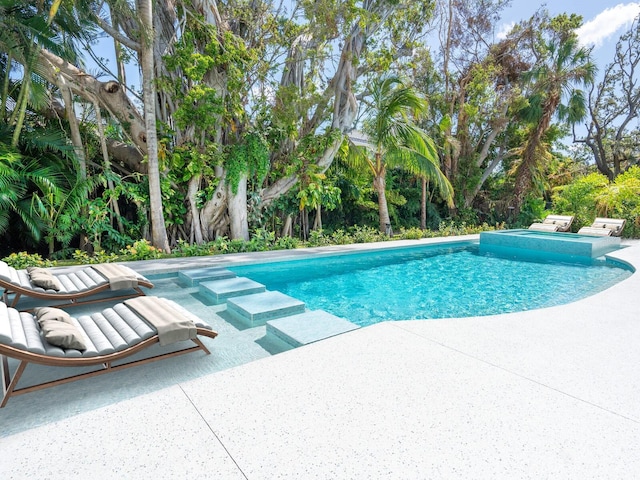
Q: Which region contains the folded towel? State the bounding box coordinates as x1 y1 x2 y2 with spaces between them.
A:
92 264 139 290
124 296 197 346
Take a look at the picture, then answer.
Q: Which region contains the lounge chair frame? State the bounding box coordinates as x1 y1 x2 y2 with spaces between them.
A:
1 328 217 408
0 265 154 309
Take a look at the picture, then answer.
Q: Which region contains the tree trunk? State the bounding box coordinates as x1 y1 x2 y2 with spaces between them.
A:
420 177 427 230
37 49 147 161
94 101 125 235
187 175 205 244
373 172 391 234
59 82 86 179
281 214 293 237
138 0 170 253
512 94 559 215
313 205 322 231
228 174 249 241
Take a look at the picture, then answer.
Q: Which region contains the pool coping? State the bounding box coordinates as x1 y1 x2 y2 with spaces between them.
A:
2 234 640 479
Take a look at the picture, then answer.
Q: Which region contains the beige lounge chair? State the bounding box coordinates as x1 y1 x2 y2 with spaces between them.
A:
528 215 574 232
0 296 217 407
577 217 626 237
0 261 154 309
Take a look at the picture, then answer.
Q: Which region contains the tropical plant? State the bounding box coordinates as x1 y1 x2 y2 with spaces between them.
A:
345 75 453 234
512 15 596 213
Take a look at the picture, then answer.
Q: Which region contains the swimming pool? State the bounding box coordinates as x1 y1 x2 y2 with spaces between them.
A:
228 241 632 326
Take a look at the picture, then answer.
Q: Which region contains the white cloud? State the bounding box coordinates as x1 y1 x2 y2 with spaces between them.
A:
496 21 515 40
577 3 640 47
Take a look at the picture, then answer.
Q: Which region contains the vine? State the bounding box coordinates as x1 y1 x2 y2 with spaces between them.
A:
226 133 270 194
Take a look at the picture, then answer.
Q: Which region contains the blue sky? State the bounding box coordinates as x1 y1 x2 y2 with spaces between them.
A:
499 2 640 63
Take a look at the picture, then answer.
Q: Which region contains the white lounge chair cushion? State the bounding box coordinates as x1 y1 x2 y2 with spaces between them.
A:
0 262 145 295
591 220 624 235
0 299 212 359
528 223 560 232
578 226 613 236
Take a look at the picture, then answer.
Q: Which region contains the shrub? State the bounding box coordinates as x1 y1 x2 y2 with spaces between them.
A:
307 229 332 247
71 249 119 264
2 252 55 269
273 236 300 250
398 227 425 240
552 167 640 237
349 225 386 243
120 240 163 261
552 172 609 230
330 229 353 245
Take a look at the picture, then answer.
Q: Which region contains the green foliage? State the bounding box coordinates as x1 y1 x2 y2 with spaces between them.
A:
306 229 333 247
551 167 640 237
71 249 119 265
349 225 387 243
515 197 547 228
594 166 640 237
2 251 54 269
398 227 424 240
226 133 270 194
120 240 163 261
273 236 300 250
551 172 609 229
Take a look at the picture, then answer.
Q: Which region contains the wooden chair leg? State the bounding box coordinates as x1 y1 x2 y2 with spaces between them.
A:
1 359 27 408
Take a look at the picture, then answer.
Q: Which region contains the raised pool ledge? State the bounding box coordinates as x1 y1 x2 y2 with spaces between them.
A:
480 229 621 258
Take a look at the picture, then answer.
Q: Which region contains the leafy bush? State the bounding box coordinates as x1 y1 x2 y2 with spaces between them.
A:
306 229 332 247
273 236 300 250
2 252 55 269
552 172 609 230
330 229 353 245
247 228 276 251
349 225 386 243
71 249 119 264
120 240 163 260
398 227 425 240
552 167 640 237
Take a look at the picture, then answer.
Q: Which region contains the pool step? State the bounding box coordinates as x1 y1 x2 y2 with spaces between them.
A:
266 310 360 347
226 291 306 327
199 277 266 304
178 267 236 287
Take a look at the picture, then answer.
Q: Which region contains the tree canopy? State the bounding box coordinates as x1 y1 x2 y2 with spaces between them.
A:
1 1 638 258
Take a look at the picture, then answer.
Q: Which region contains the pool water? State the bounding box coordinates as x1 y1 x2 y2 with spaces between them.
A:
229 242 632 326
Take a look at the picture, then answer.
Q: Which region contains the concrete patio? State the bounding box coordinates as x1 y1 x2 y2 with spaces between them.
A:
1 236 639 479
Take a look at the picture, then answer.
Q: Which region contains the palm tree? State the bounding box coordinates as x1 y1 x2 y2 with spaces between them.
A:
347 75 453 234
512 34 596 214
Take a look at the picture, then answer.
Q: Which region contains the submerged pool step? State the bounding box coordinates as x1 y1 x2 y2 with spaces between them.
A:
199 277 266 304
266 310 360 347
226 291 306 326
178 267 236 287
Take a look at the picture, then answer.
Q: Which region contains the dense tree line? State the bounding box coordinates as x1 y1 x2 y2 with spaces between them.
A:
1 0 638 259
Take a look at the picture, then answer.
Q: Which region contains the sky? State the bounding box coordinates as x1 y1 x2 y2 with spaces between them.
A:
499 1 640 65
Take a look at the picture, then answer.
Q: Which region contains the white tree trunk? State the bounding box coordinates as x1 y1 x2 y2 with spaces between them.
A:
187 175 205 244
227 174 249 241
138 0 170 252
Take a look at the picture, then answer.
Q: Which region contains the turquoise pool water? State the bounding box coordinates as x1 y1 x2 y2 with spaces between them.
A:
229 242 632 326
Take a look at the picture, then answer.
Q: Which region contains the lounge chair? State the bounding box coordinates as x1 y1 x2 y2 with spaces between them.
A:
0 296 217 407
528 215 574 232
577 217 626 237
0 261 154 309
